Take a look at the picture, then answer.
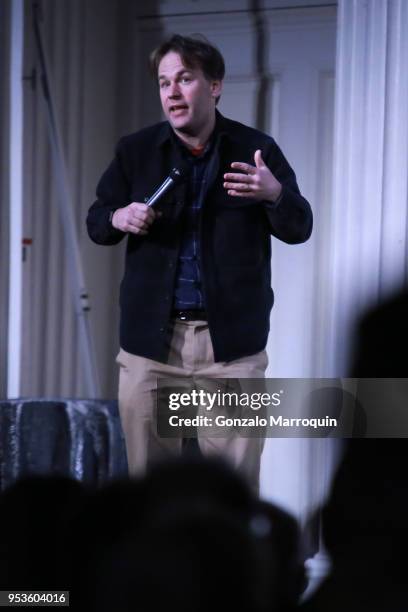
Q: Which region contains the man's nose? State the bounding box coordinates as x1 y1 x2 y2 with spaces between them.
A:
168 81 181 97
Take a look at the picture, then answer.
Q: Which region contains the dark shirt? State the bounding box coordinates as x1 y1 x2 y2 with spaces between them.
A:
173 140 214 311
87 111 313 363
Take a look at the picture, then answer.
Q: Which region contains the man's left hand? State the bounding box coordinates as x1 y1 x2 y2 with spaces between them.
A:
223 149 282 202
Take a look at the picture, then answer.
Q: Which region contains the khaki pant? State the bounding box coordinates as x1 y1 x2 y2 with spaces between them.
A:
116 319 268 491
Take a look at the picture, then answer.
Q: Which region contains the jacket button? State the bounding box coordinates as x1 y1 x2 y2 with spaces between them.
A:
160 327 165 333
169 261 174 268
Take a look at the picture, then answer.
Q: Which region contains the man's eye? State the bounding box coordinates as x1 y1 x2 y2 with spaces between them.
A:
159 81 168 88
181 77 191 83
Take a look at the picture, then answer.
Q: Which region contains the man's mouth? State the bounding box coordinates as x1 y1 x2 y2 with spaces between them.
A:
169 104 188 113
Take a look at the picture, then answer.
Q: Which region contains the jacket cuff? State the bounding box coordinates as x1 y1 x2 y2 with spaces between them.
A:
107 208 125 237
263 185 285 210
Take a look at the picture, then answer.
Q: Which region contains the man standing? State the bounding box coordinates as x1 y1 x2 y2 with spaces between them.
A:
87 35 312 490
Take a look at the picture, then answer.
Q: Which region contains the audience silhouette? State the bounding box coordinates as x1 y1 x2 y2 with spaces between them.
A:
301 288 408 611
0 458 303 611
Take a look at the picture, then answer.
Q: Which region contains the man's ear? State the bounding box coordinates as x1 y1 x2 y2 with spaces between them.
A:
211 80 223 99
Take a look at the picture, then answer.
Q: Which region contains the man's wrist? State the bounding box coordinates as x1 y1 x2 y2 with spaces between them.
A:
267 184 283 205
109 209 117 228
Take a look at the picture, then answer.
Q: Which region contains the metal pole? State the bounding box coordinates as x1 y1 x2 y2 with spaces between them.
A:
7 0 24 398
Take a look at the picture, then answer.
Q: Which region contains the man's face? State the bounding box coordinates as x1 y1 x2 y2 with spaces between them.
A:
158 51 222 137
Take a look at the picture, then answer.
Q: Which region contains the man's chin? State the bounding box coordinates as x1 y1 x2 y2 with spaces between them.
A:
170 121 196 136
170 118 189 130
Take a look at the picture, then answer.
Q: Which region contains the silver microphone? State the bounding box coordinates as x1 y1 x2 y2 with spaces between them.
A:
146 162 191 207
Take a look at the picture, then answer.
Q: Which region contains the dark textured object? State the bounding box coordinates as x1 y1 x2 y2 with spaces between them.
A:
0 400 128 491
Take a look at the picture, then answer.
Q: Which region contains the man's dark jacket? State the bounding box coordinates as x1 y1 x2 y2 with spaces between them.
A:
87 112 313 363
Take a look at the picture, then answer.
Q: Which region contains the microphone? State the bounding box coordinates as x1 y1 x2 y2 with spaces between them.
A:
146 161 191 207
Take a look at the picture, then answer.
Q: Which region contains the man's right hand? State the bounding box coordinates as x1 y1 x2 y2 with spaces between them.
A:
111 202 158 235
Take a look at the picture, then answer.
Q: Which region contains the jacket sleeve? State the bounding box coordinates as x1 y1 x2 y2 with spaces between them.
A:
262 140 313 245
86 139 130 245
